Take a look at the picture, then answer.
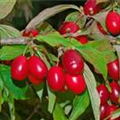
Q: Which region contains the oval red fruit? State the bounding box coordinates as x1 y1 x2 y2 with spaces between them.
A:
62 49 84 75
106 12 120 35
84 0 101 15
28 56 48 80
47 66 65 91
11 56 28 81
65 73 86 94
23 29 39 37
97 84 109 105
58 22 79 35
107 59 119 81
100 104 108 120
106 105 120 120
75 35 88 44
110 81 120 104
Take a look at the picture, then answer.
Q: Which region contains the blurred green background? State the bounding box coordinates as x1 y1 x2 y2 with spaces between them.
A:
2 0 86 31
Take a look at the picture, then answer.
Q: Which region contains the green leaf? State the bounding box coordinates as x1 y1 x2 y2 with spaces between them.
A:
47 85 56 113
37 32 72 47
26 4 79 29
65 12 87 28
69 90 90 120
111 108 120 119
8 94 15 120
53 103 68 120
0 24 20 38
83 64 100 120
78 46 107 79
92 12 108 32
0 0 16 20
0 75 4 111
84 40 116 63
0 46 27 60
0 65 28 100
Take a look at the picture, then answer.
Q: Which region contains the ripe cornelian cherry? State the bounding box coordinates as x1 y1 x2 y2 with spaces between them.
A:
62 49 84 75
97 23 107 35
97 84 109 105
75 35 88 44
105 105 120 120
28 56 48 81
23 29 39 37
100 104 108 120
110 81 120 104
58 21 80 35
83 0 101 15
28 74 42 85
47 66 65 91
65 73 86 94
107 59 119 81
11 56 28 81
106 12 120 35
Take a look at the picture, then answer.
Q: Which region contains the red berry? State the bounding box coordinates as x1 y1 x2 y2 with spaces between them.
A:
28 56 48 81
30 29 39 37
23 29 39 37
47 66 65 91
105 105 120 120
62 49 84 75
11 56 28 81
75 35 88 44
100 104 108 120
83 0 101 15
97 84 109 105
58 22 80 35
65 73 86 94
28 74 42 85
107 59 119 81
110 81 120 104
106 12 120 35
97 23 107 35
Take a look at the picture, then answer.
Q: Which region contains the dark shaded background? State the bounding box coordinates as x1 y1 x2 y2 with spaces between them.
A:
11 0 86 30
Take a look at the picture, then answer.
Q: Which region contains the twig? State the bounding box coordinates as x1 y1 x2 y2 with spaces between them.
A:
26 105 41 120
0 37 30 45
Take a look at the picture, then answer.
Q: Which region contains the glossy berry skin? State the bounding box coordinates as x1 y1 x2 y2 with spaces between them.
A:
110 81 120 104
65 73 86 94
28 56 48 81
100 104 108 120
11 56 28 81
47 66 65 91
105 105 120 120
23 29 39 37
84 0 101 15
58 22 79 35
28 74 42 85
97 84 109 105
75 35 88 44
106 12 120 35
107 59 119 81
97 23 107 35
62 50 84 75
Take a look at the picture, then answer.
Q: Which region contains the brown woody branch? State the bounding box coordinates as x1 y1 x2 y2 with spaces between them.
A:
0 37 30 45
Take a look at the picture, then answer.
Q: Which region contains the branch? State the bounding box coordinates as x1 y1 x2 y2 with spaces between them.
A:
0 37 30 45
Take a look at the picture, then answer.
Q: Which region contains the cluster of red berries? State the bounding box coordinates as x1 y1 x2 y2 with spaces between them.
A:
97 81 120 120
11 49 86 95
11 55 48 85
97 58 120 120
47 49 86 94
